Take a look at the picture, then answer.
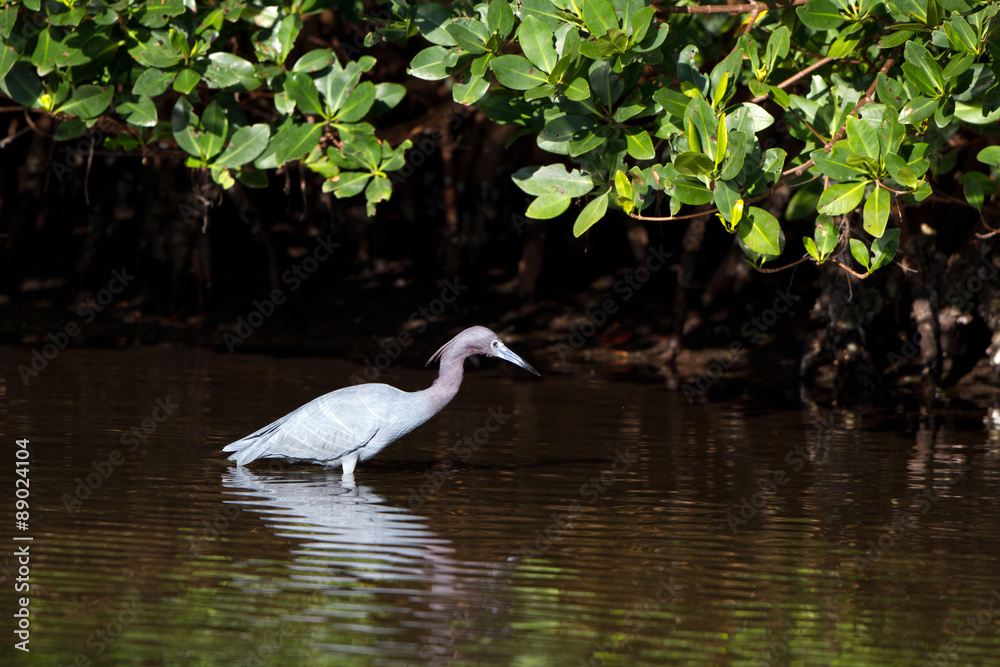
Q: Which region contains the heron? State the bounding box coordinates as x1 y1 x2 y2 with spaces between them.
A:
223 326 539 474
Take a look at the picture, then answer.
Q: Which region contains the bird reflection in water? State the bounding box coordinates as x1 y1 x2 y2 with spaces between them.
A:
221 467 514 662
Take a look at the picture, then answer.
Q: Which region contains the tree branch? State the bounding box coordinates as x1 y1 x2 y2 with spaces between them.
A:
656 0 809 15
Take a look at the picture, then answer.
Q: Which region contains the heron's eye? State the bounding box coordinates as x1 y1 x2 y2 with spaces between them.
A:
491 340 499 348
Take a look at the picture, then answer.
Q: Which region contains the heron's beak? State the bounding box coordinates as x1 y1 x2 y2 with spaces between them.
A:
495 343 540 376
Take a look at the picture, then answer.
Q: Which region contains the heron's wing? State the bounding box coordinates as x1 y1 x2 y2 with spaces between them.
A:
224 386 391 466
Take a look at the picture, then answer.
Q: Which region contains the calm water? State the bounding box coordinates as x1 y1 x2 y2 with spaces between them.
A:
2 345 1000 665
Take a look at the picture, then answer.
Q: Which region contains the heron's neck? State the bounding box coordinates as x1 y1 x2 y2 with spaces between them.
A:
424 347 466 413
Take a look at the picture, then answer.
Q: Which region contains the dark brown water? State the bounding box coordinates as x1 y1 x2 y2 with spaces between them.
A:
3 346 1000 665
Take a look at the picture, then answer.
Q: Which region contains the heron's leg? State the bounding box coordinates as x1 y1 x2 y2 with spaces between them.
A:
341 452 359 476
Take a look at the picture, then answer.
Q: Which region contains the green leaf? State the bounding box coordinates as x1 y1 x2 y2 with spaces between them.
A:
568 129 606 157
341 127 382 168
583 0 617 37
199 101 229 159
814 215 839 258
668 178 713 206
371 83 406 116
454 74 491 105
714 179 741 225
719 130 748 181
286 72 324 115
876 117 905 158
527 191 572 219
236 170 268 189
116 96 157 127
846 117 879 160
879 29 913 49
737 206 782 256
446 17 490 55
487 0 516 39
273 122 324 165
901 63 938 97
519 15 558 74
525 83 557 101
204 53 261 91
54 119 86 141
904 41 944 94
925 0 940 28
870 228 900 271
536 115 594 155
961 172 996 211
564 77 591 101
811 142 865 180
624 128 655 160
293 49 336 73
171 97 202 159
336 81 376 122
862 186 891 237
847 154 880 174
796 0 845 30
364 175 393 215
674 152 715 177
786 185 821 221
381 139 412 173
0 40 21 82
316 63 363 116
1 62 44 108
512 164 594 198
615 169 633 200
408 46 452 81
764 26 790 73
804 237 822 261
588 60 623 108
828 34 860 60
56 85 113 120
631 6 655 44
850 238 871 271
898 96 937 124
172 69 200 94
715 114 728 168
413 2 458 46
133 68 175 96
654 88 688 119
32 27 91 74
574 191 610 236
272 14 302 64
817 181 866 216
214 124 270 168
491 54 549 90
876 73 907 111
894 166 918 189
943 53 974 82
684 96 717 162
325 171 371 198
977 146 1000 168
944 14 979 54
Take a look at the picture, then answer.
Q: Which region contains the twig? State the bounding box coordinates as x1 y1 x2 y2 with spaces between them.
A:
831 259 869 278
632 207 714 223
0 123 32 149
750 56 834 103
754 255 810 273
84 133 94 206
656 0 809 15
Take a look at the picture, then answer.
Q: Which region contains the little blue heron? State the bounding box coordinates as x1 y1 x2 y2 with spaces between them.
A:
223 326 539 474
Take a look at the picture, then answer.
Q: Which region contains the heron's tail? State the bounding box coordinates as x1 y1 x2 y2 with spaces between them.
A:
223 414 290 465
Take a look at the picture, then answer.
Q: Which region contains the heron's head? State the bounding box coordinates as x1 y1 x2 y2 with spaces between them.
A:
427 326 540 376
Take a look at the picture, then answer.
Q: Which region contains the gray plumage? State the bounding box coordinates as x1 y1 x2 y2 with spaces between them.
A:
223 326 538 474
